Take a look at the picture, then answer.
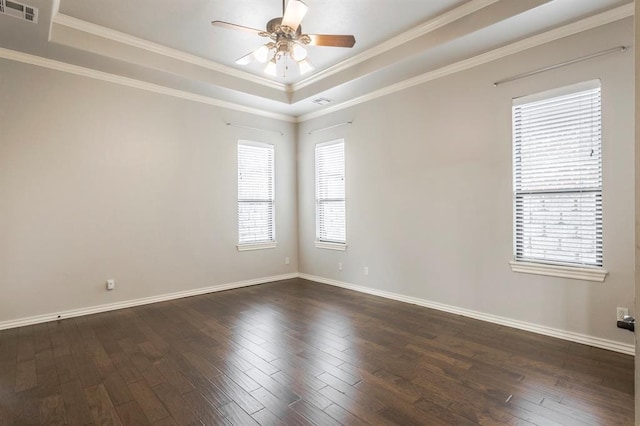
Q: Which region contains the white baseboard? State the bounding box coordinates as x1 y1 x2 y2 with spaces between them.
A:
0 273 298 331
299 273 635 356
2 272 633 356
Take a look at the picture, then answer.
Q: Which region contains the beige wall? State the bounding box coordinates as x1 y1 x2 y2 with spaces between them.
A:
298 19 635 346
0 16 635 352
0 59 298 323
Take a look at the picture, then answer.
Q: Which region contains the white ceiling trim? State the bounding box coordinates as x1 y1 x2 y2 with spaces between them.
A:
51 2 499 95
52 13 288 93
1 4 630 124
297 3 634 122
291 0 500 92
0 47 297 122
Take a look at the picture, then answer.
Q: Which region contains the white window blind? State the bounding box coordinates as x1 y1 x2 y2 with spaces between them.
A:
513 80 602 267
238 141 275 245
316 140 345 243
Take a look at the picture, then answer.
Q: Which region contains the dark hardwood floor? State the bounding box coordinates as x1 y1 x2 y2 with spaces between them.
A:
0 278 634 425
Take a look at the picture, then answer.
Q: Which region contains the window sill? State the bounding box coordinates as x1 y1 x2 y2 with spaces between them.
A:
237 242 277 252
315 241 347 251
509 261 608 282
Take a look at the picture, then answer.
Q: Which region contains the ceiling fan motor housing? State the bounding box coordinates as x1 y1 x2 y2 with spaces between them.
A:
266 17 302 39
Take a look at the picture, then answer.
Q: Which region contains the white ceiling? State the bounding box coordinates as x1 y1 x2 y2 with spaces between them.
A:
0 0 632 119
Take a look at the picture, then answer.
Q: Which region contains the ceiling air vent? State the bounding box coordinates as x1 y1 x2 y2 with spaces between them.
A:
312 97 332 106
0 0 38 23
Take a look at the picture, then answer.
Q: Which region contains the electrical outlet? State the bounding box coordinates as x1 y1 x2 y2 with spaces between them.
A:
617 307 629 321
338 262 343 271
364 266 369 276
285 257 290 265
106 279 115 291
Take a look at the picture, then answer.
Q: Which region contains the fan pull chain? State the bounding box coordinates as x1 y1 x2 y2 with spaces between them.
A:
282 54 288 78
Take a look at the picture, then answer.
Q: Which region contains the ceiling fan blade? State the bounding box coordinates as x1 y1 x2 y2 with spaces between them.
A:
281 0 308 31
307 34 356 48
211 20 263 35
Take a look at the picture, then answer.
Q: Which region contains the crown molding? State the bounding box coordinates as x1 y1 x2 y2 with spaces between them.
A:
52 13 288 93
52 1 500 96
291 0 500 92
0 47 297 122
297 3 634 122
2 3 631 123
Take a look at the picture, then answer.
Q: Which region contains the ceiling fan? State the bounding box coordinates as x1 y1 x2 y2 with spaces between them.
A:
212 0 356 77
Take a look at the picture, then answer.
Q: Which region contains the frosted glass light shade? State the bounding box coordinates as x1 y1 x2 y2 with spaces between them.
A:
254 45 271 63
264 59 277 76
291 44 307 61
298 58 314 75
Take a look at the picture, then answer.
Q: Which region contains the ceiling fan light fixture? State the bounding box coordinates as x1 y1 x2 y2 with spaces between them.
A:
213 0 355 78
253 44 271 63
291 43 307 61
298 58 314 75
264 58 278 76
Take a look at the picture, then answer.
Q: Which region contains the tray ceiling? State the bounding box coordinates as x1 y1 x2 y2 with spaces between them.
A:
0 0 632 119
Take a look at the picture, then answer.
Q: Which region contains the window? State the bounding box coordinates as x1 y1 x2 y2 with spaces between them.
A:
315 140 346 250
511 80 606 281
237 141 275 250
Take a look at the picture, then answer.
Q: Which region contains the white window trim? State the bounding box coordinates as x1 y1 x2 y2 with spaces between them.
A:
315 241 347 251
237 241 277 251
237 140 276 249
512 79 601 106
315 139 346 246
511 80 605 279
509 261 608 282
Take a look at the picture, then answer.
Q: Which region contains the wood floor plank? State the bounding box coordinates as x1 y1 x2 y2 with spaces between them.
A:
38 394 67 426
244 368 299 405
217 401 260 425
60 379 93 425
317 382 393 425
115 400 150 426
35 348 60 397
249 386 292 420
13 391 40 425
15 359 37 393
109 352 143 385
16 326 35 363
85 384 123 426
54 354 79 384
32 324 52 356
182 390 231 425
206 371 264 415
270 370 332 410
101 369 134 407
0 392 16 426
323 403 370 426
47 322 71 359
251 407 285 426
127 380 170 423
152 382 202 425
155 358 196 395
1 278 634 425
289 399 342 426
